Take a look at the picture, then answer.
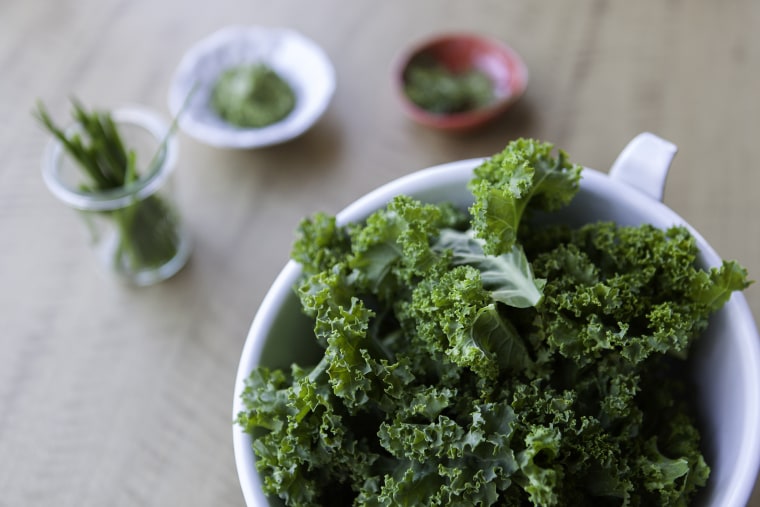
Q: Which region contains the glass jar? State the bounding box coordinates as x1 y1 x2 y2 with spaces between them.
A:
42 106 191 286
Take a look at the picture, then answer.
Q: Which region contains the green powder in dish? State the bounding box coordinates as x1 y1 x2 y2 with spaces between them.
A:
211 63 296 128
404 56 494 115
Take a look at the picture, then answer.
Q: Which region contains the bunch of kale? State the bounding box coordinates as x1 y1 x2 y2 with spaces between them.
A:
238 139 749 507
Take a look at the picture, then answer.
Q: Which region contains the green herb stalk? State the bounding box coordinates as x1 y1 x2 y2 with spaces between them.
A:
36 99 182 275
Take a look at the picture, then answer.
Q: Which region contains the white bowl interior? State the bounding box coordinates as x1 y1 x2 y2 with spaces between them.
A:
168 25 335 149
233 159 760 507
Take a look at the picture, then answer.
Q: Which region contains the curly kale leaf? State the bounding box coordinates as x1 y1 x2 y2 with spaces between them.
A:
528 222 751 364
402 263 534 381
297 265 414 413
348 195 467 301
237 365 382 506
689 259 752 312
468 138 582 256
292 212 352 278
374 401 518 506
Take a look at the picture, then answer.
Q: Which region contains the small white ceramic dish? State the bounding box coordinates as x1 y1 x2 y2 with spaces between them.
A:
232 133 760 506
168 25 336 149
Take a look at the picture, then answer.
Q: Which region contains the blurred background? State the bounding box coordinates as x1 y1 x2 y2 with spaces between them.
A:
1 0 758 505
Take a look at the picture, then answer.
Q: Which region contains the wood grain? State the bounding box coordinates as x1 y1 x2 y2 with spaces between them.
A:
1 0 758 505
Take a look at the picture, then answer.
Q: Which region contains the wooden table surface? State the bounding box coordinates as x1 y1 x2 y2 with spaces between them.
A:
1 1 758 505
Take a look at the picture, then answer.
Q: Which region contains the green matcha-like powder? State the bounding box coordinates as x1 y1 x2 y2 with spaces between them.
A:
211 63 296 128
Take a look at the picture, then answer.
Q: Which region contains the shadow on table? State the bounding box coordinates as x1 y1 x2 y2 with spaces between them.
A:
396 95 541 165
248 111 344 182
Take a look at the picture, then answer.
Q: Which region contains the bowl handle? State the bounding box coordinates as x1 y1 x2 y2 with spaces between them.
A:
608 132 678 202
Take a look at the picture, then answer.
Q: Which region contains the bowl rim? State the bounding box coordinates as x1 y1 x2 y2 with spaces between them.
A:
232 158 760 507
392 32 529 130
168 25 336 149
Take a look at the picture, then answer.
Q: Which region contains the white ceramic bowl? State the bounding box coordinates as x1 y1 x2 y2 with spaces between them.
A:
232 133 760 506
168 25 335 149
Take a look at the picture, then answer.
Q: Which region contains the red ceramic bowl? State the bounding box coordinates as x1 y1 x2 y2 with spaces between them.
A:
393 33 528 131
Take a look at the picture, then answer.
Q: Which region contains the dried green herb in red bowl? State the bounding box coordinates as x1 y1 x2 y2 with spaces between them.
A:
393 33 528 131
